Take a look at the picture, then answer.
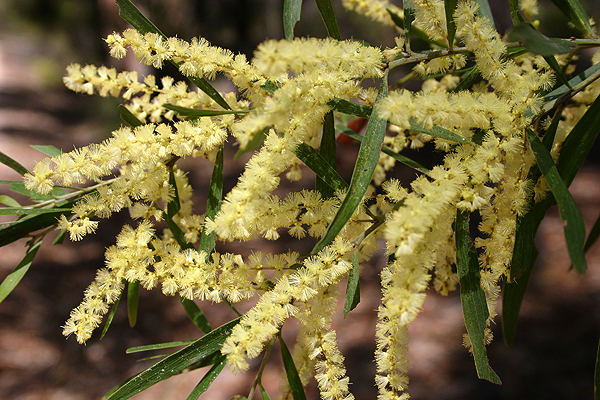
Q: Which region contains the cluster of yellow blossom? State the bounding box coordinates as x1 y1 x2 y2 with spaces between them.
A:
20 0 597 398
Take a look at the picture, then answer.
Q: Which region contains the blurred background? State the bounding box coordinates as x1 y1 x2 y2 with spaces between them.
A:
1 1 600 399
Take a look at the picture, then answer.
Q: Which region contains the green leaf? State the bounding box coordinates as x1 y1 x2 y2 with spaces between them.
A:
279 335 307 400
584 212 600 254
167 170 181 219
314 0 341 40
0 195 21 208
336 125 430 176
0 201 74 247
403 0 416 50
450 66 480 93
473 0 495 29
164 216 194 250
507 24 575 56
185 354 227 400
101 286 124 340
180 297 212 333
444 0 458 48
316 111 337 199
115 0 231 110
543 62 600 109
509 0 525 26
283 0 303 40
455 209 501 384
0 240 42 303
127 340 195 354
234 128 268 160
0 207 73 215
198 145 223 258
127 280 140 328
0 151 29 176
52 229 67 245
261 80 279 93
107 317 240 400
527 128 586 274
502 210 540 345
343 251 360 317
119 104 145 128
259 383 272 400
312 74 388 255
100 288 125 340
8 182 68 202
295 144 348 196
542 55 572 89
31 145 62 157
327 98 372 119
163 104 249 117
549 0 593 37
409 119 475 145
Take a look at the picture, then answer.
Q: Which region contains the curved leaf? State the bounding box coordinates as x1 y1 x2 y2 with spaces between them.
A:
0 240 42 303
0 151 29 176
314 0 341 40
549 0 593 37
283 0 303 40
312 73 388 255
294 143 348 194
280 335 307 400
507 24 575 55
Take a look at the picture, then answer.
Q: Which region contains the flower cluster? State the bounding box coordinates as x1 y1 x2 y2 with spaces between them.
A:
19 0 600 398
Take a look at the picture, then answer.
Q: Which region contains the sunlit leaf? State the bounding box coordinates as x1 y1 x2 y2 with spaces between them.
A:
0 207 72 215
107 317 241 400
31 145 62 157
101 287 124 340
283 0 303 40
295 143 348 194
312 74 388 255
409 119 475 145
327 98 372 119
198 145 223 258
343 251 360 317
180 297 212 334
0 151 29 176
185 354 227 400
163 104 249 117
234 128 268 160
127 340 195 354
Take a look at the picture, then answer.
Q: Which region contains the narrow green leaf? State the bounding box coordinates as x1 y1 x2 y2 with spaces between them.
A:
234 128 268 160
164 216 194 250
119 104 145 127
473 0 495 29
0 240 42 303
336 125 430 176
450 66 480 93
9 182 69 202
167 170 181 219
549 0 593 37
283 0 303 40
127 340 195 354
543 55 572 89
403 0 416 50
542 107 563 151
327 98 372 119
294 143 348 194
198 145 223 258
509 0 525 25
527 128 586 274
31 145 62 157
316 111 337 199
543 62 600 108
280 335 307 400
261 80 279 93
180 297 212 333
312 74 388 255
314 0 341 40
556 94 600 187
343 251 360 317
444 0 458 48
502 211 539 345
0 195 21 208
456 209 501 384
100 286 123 340
127 280 140 328
259 383 272 400
0 151 29 176
115 0 231 110
0 201 74 247
185 354 227 400
409 119 475 145
163 104 249 117
107 317 240 400
584 213 600 254
0 207 72 215
507 24 575 55
52 229 67 245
